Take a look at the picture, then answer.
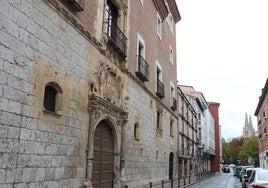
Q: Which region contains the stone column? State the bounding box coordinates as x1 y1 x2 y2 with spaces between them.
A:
119 112 128 186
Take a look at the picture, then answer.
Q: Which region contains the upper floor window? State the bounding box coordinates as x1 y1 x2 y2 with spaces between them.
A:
157 12 162 39
156 105 163 137
43 82 62 115
169 46 174 64
136 33 149 81
168 14 174 33
156 110 163 132
105 0 127 57
166 3 174 34
170 82 176 111
170 118 174 137
156 61 164 98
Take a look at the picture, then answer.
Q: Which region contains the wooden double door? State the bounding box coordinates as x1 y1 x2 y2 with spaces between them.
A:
92 121 114 188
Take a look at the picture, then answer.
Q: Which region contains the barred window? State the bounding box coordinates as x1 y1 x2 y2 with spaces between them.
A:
44 85 57 112
43 82 62 115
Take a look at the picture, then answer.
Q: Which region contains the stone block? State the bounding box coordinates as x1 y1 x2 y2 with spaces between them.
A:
17 154 31 168
0 184 12 188
7 126 20 139
63 167 73 179
52 156 62 167
35 168 45 181
20 128 31 141
0 97 9 111
33 142 45 155
29 182 42 188
6 168 16 183
2 153 17 168
44 168 55 181
45 143 57 155
55 167 65 179
7 100 21 114
0 169 6 183
0 45 14 63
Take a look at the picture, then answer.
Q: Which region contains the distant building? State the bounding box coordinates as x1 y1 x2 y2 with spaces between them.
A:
179 85 216 172
255 78 268 169
242 113 255 138
208 102 221 172
177 86 198 178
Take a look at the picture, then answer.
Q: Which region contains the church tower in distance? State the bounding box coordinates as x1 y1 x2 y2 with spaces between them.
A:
243 113 255 138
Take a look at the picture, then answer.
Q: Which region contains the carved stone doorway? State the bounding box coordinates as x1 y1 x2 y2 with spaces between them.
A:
92 120 114 188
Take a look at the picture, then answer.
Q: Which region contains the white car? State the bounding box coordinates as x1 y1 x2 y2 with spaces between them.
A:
248 169 268 188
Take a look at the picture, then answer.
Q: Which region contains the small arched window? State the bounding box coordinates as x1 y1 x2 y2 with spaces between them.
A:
134 123 140 141
43 82 62 115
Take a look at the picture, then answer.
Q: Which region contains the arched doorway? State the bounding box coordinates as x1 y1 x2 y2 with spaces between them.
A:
169 152 174 180
92 120 114 188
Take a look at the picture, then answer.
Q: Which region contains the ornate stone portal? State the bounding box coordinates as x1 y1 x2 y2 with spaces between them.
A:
85 62 128 188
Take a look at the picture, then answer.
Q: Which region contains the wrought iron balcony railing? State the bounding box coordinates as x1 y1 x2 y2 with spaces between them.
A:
136 55 149 81
156 79 164 98
171 97 177 111
106 22 127 58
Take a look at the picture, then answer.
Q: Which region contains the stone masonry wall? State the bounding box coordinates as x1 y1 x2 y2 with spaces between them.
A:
0 0 91 187
125 80 178 187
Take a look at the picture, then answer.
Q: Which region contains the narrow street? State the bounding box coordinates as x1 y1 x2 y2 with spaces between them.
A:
189 169 242 188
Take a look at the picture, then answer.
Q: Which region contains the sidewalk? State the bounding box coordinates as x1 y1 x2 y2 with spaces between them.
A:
180 172 220 188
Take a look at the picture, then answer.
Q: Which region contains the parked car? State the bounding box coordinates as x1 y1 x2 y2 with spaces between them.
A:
222 165 230 173
248 169 268 188
241 168 257 188
240 166 253 182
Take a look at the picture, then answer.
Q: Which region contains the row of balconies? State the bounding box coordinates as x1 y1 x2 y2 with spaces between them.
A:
66 0 178 110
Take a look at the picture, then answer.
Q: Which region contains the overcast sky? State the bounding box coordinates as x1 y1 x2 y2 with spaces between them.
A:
175 0 268 140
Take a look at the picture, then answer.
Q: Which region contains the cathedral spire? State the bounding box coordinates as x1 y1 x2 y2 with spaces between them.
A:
249 115 253 129
245 113 249 127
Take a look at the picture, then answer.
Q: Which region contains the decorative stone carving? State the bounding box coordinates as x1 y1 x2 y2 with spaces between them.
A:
93 62 124 108
88 95 128 128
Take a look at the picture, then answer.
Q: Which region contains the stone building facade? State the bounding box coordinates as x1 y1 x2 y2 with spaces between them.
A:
255 78 268 169
177 86 198 178
0 0 181 187
179 85 216 172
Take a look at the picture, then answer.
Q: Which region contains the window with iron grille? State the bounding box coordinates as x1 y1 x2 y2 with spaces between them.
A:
44 85 57 112
43 82 62 115
105 0 127 57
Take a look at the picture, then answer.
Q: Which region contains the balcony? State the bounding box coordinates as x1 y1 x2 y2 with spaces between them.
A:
171 97 177 111
136 55 149 81
106 23 127 58
156 79 164 98
68 0 84 12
